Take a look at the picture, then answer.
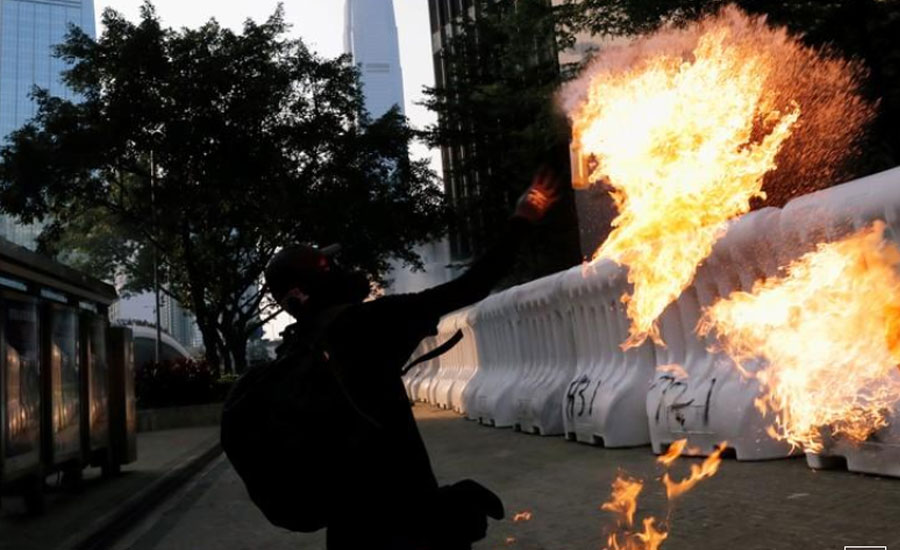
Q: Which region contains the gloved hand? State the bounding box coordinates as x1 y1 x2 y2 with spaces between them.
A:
513 167 561 224
433 479 505 548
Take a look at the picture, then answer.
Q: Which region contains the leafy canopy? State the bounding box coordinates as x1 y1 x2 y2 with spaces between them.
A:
0 2 447 371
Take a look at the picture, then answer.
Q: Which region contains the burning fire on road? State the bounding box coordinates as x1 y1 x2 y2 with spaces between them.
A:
601 440 726 550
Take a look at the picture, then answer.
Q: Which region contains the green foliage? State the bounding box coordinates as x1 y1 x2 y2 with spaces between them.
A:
0 2 447 373
421 0 582 279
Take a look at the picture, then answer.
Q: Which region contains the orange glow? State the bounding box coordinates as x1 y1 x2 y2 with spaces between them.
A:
656 364 689 379
699 222 900 452
662 442 727 499
563 6 871 348
512 511 533 523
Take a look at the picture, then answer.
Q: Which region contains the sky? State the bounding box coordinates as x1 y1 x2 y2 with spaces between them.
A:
94 1 439 340
95 1 437 159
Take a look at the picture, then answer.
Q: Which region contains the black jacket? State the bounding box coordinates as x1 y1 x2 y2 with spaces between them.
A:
278 217 529 548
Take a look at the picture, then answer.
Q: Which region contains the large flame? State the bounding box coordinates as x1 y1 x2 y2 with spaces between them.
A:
699 222 900 453
561 6 872 348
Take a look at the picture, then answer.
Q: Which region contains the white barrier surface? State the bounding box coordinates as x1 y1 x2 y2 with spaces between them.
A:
460 293 500 421
779 166 900 476
449 308 480 414
646 207 795 459
509 273 574 435
468 287 522 427
431 307 476 412
404 336 438 403
562 261 656 447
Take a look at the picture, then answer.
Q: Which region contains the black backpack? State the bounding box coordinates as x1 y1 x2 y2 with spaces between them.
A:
220 309 379 533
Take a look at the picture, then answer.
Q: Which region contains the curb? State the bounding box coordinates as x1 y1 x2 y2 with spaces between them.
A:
66 439 223 550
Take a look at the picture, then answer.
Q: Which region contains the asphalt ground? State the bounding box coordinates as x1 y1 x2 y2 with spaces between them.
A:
105 406 900 550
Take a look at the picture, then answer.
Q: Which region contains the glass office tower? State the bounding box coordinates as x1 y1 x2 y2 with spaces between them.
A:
0 0 96 248
343 0 405 119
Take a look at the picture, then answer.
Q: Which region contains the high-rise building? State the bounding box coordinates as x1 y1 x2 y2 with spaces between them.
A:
345 0 456 294
343 0 405 119
428 1 575 267
0 0 96 249
428 0 474 262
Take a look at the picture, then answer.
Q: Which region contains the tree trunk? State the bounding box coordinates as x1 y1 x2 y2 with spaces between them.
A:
229 330 250 374
221 342 233 375
220 318 250 374
180 222 225 376
197 319 223 377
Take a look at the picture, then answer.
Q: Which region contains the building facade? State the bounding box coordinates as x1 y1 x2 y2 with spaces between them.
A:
428 0 566 262
428 1 584 273
428 0 474 262
0 0 96 249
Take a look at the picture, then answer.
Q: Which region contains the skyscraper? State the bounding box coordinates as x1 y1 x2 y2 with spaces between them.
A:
343 0 405 119
0 0 96 248
345 0 455 294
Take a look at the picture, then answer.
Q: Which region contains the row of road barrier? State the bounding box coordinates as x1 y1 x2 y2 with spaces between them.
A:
403 165 900 477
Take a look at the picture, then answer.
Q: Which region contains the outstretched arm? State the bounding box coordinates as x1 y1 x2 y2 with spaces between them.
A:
415 168 562 318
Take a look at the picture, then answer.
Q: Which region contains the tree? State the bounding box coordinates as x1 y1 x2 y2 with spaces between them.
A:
422 0 582 281
561 0 900 181
0 3 447 373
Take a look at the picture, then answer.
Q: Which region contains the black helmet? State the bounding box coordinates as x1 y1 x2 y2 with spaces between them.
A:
265 244 369 317
264 244 339 305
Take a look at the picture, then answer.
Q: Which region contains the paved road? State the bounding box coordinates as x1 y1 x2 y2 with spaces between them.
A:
113 406 900 550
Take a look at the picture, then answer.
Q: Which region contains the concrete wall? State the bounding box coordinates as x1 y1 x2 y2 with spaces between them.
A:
137 403 223 433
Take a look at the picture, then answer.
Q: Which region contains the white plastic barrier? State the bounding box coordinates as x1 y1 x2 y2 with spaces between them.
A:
507 272 574 435
646 207 795 459
466 289 522 427
403 336 437 402
562 261 657 447
779 166 900 476
448 308 480 414
460 296 493 420
431 307 477 411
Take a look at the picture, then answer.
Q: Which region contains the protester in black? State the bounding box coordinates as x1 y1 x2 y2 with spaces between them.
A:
224 170 559 549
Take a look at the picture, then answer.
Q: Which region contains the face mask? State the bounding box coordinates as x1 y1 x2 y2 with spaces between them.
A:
284 269 371 320
327 269 371 305
282 295 307 318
